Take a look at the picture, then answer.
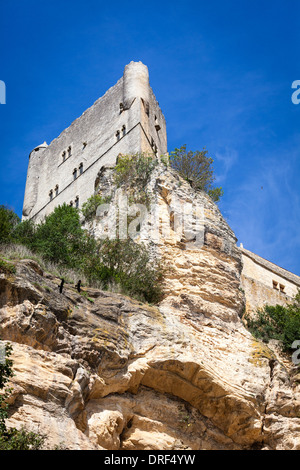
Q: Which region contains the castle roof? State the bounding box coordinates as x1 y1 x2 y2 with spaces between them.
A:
240 246 300 287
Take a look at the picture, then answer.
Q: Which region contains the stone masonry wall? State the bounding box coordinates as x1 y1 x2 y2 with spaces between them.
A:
22 62 167 223
241 247 300 312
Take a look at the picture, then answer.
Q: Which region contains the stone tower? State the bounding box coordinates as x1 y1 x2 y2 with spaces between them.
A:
22 61 167 222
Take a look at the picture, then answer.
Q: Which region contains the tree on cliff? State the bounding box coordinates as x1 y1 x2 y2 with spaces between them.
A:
169 145 224 202
246 290 300 354
0 205 20 244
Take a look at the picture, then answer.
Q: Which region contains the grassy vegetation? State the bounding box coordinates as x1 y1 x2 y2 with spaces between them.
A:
113 153 159 209
169 145 224 202
81 194 112 222
0 258 16 275
0 203 164 304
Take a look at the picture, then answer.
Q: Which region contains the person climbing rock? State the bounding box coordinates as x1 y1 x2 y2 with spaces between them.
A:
75 280 81 293
59 278 65 294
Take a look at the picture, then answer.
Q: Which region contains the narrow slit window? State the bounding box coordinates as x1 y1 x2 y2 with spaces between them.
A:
155 115 161 131
122 125 126 137
273 280 278 290
116 130 120 141
68 146 72 158
79 163 83 175
62 151 66 162
49 190 53 201
75 196 79 209
55 185 59 197
280 284 285 293
73 168 77 180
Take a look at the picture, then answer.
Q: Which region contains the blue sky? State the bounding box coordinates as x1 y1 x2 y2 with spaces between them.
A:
0 0 300 275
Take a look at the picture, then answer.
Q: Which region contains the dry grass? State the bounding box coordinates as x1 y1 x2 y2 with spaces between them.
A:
0 243 109 290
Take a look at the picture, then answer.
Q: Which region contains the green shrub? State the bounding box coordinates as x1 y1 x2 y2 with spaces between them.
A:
169 145 223 202
0 206 20 244
245 291 300 353
81 238 164 304
0 195 166 304
0 427 46 450
32 204 85 268
81 194 112 222
0 258 16 275
114 153 158 188
12 219 36 250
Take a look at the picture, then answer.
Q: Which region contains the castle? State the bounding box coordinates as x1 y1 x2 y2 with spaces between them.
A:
22 61 300 312
22 61 167 223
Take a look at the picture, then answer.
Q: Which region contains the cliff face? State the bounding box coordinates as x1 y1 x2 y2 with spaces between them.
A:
0 164 299 450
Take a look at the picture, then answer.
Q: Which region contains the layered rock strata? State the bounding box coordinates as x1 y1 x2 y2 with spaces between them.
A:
0 164 299 450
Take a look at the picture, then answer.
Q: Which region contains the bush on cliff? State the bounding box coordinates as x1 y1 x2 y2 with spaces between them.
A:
245 290 300 353
169 145 224 202
0 206 20 244
32 204 84 268
0 205 164 304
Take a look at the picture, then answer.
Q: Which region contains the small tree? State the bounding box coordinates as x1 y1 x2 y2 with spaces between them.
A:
12 219 36 250
33 204 84 268
169 145 223 202
81 194 112 222
245 290 300 353
0 206 20 244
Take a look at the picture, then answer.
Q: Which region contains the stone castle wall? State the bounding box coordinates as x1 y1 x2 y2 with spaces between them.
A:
22 62 167 223
240 247 300 312
22 61 300 315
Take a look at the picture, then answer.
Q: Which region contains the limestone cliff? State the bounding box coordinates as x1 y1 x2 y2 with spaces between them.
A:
0 163 299 450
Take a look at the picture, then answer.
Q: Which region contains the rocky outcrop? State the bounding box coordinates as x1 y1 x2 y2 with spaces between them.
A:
0 163 299 450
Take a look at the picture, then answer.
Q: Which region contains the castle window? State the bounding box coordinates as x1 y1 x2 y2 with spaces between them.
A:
273 280 278 290
49 190 53 201
280 284 285 293
73 168 77 180
75 196 79 209
55 185 59 197
70 201 73 207
116 130 120 142
79 163 83 175
68 146 72 158
155 115 161 131
62 151 66 162
122 125 126 137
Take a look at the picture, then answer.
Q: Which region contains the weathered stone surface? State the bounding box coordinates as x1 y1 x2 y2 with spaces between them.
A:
22 61 167 223
1 164 300 450
0 256 298 449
